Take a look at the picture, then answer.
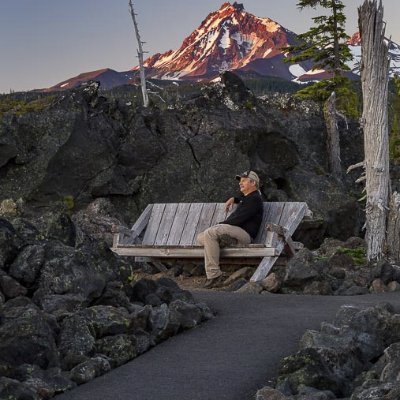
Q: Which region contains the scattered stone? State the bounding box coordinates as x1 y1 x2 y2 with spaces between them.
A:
388 281 400 292
224 277 248 292
261 273 281 293
95 334 137 368
70 356 111 385
223 266 254 286
0 272 28 298
255 386 288 400
370 278 388 293
235 282 263 294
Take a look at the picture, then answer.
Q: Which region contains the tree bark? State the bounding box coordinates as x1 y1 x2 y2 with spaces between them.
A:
387 192 400 261
358 0 390 261
128 0 149 108
323 92 341 178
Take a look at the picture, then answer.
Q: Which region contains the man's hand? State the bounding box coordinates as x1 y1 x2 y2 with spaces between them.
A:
224 197 235 212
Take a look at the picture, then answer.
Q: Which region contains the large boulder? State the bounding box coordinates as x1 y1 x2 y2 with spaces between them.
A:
0 299 60 369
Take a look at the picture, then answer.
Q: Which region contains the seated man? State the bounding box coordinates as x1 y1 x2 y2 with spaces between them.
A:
197 170 263 288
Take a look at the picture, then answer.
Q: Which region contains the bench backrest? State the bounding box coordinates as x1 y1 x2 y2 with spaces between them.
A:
137 202 309 246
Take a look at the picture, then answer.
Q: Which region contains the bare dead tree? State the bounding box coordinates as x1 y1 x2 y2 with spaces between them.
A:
358 0 390 261
323 92 342 178
128 0 149 108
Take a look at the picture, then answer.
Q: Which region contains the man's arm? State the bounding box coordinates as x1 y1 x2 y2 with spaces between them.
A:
221 196 260 226
224 196 241 212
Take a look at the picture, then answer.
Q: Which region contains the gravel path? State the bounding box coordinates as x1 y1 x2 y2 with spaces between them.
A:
55 291 400 400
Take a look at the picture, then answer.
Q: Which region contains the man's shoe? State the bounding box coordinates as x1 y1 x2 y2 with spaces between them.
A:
203 273 227 289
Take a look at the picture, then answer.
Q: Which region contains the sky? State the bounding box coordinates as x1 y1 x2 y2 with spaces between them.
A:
1 0 399 93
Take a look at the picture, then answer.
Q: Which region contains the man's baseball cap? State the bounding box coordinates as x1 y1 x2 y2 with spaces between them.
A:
235 170 260 185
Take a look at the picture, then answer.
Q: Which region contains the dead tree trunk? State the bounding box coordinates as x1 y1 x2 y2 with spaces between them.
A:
387 192 400 260
358 0 390 261
128 0 149 108
323 92 342 178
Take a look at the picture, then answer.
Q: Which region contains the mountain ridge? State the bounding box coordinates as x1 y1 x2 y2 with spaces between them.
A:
41 2 398 92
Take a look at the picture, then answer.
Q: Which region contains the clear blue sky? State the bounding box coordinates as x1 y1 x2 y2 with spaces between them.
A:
1 0 399 93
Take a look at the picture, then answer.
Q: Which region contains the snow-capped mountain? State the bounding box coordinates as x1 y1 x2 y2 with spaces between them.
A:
140 2 311 81
42 2 400 92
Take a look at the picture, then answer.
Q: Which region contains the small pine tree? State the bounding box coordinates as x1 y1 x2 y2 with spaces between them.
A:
284 0 358 117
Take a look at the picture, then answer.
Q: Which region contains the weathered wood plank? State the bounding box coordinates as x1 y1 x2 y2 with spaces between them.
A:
251 202 309 281
279 203 308 237
210 203 229 226
193 203 217 243
166 203 191 245
179 203 204 245
131 204 153 238
254 203 272 244
154 203 179 245
142 204 166 245
258 202 285 244
112 246 278 258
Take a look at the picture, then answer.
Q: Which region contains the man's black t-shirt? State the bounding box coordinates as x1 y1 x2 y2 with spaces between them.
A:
220 190 263 240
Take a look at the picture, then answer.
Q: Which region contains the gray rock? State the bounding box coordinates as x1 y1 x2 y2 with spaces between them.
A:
82 305 131 338
351 382 400 400
380 342 400 382
169 299 203 329
0 218 19 270
8 244 45 286
38 294 87 318
236 282 263 294
70 356 111 384
387 281 400 292
223 266 254 286
95 334 137 367
148 303 180 343
369 278 388 293
0 302 59 369
283 249 319 288
133 330 152 355
34 241 107 303
59 315 95 358
0 377 39 400
255 386 288 399
261 272 281 293
0 271 27 298
224 277 248 292
23 367 76 398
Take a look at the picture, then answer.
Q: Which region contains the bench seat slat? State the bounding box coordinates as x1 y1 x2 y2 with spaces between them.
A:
154 203 179 245
142 204 166 245
180 203 204 245
166 203 191 245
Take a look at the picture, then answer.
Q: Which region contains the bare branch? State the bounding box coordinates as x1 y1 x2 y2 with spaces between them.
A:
346 161 365 173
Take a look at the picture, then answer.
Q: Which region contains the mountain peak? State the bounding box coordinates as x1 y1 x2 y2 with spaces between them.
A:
219 2 244 12
141 2 297 80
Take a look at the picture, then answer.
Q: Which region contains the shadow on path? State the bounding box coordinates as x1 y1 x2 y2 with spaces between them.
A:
55 291 400 400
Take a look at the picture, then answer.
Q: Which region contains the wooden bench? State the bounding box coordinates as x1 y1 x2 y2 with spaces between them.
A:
111 202 311 282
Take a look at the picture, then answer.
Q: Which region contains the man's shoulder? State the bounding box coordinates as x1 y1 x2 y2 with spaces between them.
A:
245 191 263 203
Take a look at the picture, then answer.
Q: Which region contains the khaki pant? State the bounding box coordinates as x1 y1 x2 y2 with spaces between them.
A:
197 224 251 279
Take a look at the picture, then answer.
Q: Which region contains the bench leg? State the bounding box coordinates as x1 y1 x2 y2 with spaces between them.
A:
250 256 279 282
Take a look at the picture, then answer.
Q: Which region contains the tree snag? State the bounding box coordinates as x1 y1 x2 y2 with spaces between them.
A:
323 92 342 178
358 0 390 260
128 0 149 108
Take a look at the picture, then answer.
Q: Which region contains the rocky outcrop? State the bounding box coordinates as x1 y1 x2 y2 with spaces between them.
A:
223 237 400 296
256 303 400 400
0 78 365 245
0 214 213 399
